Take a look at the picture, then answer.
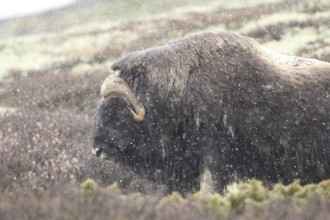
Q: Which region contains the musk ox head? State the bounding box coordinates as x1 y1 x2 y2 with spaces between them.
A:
93 71 146 161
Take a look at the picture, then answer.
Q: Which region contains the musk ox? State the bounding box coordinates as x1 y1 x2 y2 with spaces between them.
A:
93 31 330 193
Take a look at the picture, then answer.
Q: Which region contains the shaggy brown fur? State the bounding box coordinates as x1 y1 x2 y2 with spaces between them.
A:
94 31 330 193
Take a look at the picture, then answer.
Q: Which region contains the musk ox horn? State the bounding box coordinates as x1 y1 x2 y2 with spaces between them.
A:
100 74 145 122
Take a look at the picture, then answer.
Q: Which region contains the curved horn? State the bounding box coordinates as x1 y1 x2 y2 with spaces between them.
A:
100 74 145 122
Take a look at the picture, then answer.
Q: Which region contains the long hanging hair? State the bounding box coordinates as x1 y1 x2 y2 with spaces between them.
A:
100 31 330 192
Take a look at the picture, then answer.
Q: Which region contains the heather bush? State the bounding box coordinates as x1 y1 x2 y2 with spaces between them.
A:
2 181 330 220
0 184 159 220
0 109 158 193
158 180 330 219
0 109 91 191
0 70 108 114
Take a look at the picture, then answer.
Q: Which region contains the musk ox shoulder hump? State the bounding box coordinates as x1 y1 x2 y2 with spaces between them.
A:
111 31 265 100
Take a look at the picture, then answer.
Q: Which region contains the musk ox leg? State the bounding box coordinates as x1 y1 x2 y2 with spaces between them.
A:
197 122 236 193
167 173 200 194
200 166 215 195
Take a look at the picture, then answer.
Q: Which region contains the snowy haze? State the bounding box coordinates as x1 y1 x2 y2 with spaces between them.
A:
0 0 79 20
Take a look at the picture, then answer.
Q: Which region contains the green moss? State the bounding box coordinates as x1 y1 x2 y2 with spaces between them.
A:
206 194 231 216
104 182 122 197
80 178 99 194
271 181 304 201
293 184 318 199
158 192 184 208
188 191 230 216
319 179 330 191
188 191 205 202
225 180 268 213
270 180 330 203
284 180 302 197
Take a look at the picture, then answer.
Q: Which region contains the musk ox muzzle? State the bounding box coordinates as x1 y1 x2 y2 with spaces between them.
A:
92 147 102 157
92 146 115 161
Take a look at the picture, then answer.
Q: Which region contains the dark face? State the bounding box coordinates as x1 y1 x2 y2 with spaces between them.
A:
93 97 146 161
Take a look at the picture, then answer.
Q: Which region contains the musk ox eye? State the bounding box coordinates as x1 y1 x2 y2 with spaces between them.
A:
136 65 146 75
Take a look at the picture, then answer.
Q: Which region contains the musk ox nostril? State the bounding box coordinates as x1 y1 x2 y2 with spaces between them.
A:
93 148 102 157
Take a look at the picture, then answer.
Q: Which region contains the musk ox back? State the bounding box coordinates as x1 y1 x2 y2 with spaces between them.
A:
93 31 330 193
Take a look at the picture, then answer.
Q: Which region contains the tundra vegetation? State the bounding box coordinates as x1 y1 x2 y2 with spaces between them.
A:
0 0 330 219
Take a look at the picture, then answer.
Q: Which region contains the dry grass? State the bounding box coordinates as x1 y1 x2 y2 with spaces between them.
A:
0 70 105 113
0 108 159 193
1 0 330 79
1 179 330 220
